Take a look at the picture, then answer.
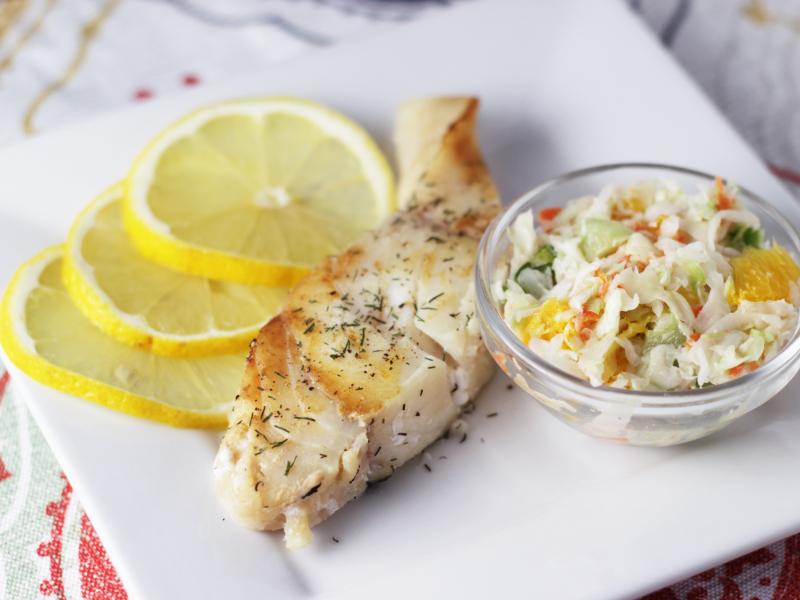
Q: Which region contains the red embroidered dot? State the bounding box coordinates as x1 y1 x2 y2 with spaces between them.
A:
0 457 11 482
133 88 153 101
759 577 771 586
0 371 9 397
0 372 11 481
182 73 201 87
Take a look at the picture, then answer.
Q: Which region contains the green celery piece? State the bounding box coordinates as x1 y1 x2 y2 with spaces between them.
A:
579 218 632 261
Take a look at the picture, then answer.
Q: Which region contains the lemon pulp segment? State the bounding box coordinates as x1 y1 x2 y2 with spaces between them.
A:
125 98 395 285
64 184 287 356
0 247 242 428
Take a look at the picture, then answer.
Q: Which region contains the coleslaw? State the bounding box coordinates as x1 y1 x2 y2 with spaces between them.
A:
494 178 800 391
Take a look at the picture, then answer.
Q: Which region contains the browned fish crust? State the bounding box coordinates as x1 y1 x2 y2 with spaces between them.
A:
214 97 500 543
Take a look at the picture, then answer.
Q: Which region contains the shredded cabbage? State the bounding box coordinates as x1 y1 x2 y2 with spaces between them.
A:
495 179 800 391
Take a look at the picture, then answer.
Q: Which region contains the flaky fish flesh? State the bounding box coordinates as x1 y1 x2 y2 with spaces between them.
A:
213 97 500 547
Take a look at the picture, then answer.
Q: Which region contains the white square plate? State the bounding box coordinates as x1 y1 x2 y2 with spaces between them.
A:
2 1 800 598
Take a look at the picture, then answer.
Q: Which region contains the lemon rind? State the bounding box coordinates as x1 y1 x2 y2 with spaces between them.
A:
0 246 228 429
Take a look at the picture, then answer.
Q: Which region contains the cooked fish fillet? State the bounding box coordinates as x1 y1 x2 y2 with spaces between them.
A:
213 97 500 547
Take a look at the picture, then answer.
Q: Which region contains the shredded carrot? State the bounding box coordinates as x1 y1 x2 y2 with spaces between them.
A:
539 207 562 221
622 253 650 273
685 332 701 348
726 361 760 377
575 308 600 340
692 305 703 317
610 205 629 221
632 221 659 239
594 269 610 297
728 364 746 377
674 231 691 244
715 176 735 210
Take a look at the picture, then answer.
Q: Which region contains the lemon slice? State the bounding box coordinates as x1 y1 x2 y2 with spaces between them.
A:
125 97 395 285
0 247 242 428
64 184 287 357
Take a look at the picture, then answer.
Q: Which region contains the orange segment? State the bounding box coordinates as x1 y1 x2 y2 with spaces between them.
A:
521 298 572 344
729 245 800 304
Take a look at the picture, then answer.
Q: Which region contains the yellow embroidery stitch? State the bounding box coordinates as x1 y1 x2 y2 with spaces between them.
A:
22 0 121 135
0 0 58 77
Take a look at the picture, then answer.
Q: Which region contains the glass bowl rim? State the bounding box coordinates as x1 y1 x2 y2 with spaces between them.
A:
475 162 800 407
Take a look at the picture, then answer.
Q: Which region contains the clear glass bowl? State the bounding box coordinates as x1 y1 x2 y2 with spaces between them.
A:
475 163 800 446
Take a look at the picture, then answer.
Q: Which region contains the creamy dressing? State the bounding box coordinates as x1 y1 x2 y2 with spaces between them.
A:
496 180 800 391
